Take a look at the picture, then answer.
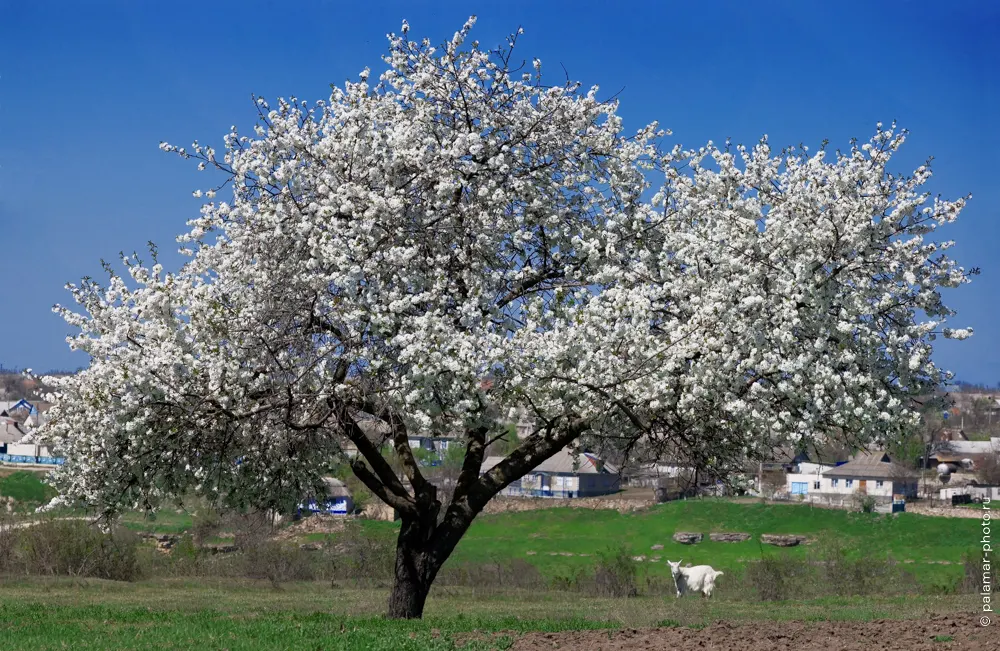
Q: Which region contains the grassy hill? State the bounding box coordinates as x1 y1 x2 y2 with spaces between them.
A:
344 499 973 590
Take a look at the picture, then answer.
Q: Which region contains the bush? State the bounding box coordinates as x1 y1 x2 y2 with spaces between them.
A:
16 519 141 581
191 507 225 548
0 513 17 572
328 521 395 585
854 493 877 513
814 539 917 597
242 540 317 588
591 545 638 598
961 547 985 594
744 555 805 601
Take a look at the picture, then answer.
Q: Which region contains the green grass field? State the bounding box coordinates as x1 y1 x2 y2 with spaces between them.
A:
0 577 980 650
0 487 986 649
63 497 982 590
3 469 977 589
326 500 975 589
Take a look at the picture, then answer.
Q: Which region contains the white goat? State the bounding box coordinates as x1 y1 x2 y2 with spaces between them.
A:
666 559 723 598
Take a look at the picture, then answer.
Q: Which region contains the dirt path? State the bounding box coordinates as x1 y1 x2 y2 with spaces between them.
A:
508 615 998 650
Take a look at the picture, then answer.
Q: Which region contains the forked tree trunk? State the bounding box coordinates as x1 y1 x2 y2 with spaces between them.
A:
342 408 588 619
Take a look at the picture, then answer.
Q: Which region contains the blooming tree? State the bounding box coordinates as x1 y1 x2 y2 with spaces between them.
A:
40 18 972 618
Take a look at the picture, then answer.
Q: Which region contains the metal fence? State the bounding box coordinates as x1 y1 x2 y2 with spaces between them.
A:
0 453 65 465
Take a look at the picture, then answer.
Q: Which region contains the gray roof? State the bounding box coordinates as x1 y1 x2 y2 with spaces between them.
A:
319 477 352 499
933 438 1000 457
481 447 617 476
823 451 914 480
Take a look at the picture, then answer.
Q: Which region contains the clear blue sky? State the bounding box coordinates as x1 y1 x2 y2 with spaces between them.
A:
1 1 997 384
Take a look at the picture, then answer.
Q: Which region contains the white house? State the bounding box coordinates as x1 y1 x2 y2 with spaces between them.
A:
784 451 918 502
821 452 918 499
785 462 836 496
481 447 620 498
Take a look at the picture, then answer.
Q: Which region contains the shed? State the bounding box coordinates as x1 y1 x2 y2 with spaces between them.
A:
298 477 354 515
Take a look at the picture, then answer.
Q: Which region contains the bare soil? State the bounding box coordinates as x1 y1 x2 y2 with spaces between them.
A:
506 615 998 650
274 514 345 539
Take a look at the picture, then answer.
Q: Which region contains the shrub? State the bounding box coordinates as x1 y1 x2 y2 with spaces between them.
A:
591 545 638 598
961 547 985 594
814 540 917 597
17 519 141 581
191 507 225 547
854 493 877 513
242 540 317 588
0 513 17 572
742 554 815 601
326 521 395 586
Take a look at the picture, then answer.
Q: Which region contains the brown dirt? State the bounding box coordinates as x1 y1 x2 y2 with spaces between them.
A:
506 615 999 650
274 514 345 539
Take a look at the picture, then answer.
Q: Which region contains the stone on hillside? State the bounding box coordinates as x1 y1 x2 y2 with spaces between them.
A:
709 532 751 543
672 532 703 544
760 534 809 547
651 544 664 551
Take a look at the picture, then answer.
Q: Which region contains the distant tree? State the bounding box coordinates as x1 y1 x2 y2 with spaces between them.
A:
976 454 1000 486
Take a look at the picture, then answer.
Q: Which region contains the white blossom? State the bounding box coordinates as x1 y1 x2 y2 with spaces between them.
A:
41 20 971 522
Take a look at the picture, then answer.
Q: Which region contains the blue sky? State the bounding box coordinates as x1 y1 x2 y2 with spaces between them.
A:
1 1 997 383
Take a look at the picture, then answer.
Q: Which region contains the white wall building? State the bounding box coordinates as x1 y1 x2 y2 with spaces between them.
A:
785 451 918 502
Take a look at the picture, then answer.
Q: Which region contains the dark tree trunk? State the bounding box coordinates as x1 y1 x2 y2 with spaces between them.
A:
387 563 431 619
386 515 442 619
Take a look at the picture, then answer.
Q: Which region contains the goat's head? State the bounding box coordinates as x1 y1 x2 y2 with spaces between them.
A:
666 559 682 577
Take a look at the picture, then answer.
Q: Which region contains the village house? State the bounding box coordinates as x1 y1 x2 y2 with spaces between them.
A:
927 437 1000 472
480 447 621 498
786 451 918 502
0 399 61 465
298 477 355 516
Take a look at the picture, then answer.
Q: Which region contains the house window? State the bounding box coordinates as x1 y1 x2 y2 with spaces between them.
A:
876 480 883 488
791 482 808 495
846 479 854 488
813 481 821 490
831 479 839 488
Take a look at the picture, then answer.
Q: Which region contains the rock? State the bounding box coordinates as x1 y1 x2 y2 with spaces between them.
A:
299 542 323 551
709 532 751 543
632 555 647 562
651 544 664 551
672 532 703 545
760 534 809 547
208 544 238 554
